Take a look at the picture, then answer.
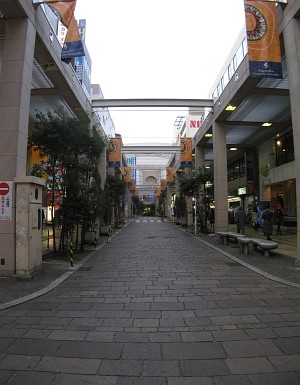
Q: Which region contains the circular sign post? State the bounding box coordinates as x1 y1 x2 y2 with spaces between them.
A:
0 182 9 196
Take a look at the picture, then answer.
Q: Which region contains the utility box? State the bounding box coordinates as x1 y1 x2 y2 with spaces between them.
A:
15 176 45 279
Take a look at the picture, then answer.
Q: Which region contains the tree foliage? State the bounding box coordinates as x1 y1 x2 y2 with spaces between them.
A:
179 167 213 197
103 174 127 226
29 108 105 253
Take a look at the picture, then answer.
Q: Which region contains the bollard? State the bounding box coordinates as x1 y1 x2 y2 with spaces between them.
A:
47 230 50 249
94 231 97 248
69 240 74 267
105 226 111 243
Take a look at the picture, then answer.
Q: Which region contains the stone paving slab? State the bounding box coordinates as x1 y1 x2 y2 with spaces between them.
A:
0 218 300 384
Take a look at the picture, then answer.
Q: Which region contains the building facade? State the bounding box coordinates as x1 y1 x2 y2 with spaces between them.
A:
0 0 104 277
193 0 300 266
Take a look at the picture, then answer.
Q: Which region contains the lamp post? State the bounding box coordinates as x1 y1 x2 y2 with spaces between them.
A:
192 169 197 235
194 193 197 235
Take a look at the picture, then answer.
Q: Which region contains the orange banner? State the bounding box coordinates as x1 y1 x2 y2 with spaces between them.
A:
108 138 122 167
161 179 167 191
180 138 193 167
61 14 85 61
244 1 282 78
166 167 174 185
129 179 135 192
34 0 74 3
252 0 287 3
34 1 85 62
42 1 76 27
124 167 131 183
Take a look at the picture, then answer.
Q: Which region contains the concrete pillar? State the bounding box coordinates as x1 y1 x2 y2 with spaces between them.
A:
185 168 193 227
213 122 228 232
0 18 36 276
195 144 205 169
284 18 300 266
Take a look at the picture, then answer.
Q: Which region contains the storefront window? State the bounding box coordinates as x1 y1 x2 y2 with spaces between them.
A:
228 157 246 181
275 131 294 166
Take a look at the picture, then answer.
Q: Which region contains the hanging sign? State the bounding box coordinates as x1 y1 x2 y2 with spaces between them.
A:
244 0 282 79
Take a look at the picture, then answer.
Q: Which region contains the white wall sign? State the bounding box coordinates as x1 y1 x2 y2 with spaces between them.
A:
0 181 13 221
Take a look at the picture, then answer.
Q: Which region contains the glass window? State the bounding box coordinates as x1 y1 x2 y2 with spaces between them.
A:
236 45 244 67
228 157 246 181
275 131 294 166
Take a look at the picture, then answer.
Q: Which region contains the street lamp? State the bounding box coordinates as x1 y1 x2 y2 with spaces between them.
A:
192 169 197 235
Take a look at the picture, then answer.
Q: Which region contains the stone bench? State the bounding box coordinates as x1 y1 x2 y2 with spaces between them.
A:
217 231 245 245
251 238 278 257
218 233 279 257
238 237 253 255
217 232 230 245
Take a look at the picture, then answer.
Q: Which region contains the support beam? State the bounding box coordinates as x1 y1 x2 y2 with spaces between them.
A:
122 145 180 154
92 98 213 109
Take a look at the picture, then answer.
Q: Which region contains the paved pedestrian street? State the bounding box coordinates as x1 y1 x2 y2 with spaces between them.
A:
1 218 300 385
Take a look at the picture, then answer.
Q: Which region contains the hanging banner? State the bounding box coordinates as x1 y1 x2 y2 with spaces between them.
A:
166 167 175 186
108 138 122 168
161 179 167 192
124 167 131 183
34 1 76 27
61 15 85 62
33 0 74 3
129 179 135 192
33 1 85 62
252 0 287 3
180 138 193 167
244 1 282 79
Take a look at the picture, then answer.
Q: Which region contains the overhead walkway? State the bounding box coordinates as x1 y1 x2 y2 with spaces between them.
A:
122 145 180 154
92 98 213 108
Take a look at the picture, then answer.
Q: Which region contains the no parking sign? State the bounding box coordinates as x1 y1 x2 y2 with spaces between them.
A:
0 181 12 221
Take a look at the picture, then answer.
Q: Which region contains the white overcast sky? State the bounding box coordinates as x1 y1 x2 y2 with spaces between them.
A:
74 0 246 144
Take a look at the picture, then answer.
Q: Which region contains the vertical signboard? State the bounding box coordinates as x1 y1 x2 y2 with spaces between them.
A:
0 181 13 221
108 138 122 167
127 156 137 182
186 116 203 137
180 138 193 167
124 167 131 183
57 20 67 47
166 167 175 186
160 179 167 192
244 0 282 79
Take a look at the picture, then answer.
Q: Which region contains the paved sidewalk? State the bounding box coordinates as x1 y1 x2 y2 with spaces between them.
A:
0 220 299 307
0 218 300 384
